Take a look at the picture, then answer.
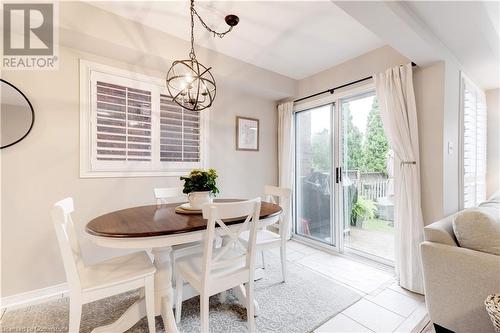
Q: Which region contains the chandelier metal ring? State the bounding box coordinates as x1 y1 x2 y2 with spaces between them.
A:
165 0 238 111
166 59 216 111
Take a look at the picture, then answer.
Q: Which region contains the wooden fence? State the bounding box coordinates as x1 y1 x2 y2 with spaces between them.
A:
346 171 389 201
359 180 389 201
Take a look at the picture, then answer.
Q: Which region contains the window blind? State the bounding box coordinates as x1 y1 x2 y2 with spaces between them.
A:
159 95 200 162
95 81 152 162
462 76 487 208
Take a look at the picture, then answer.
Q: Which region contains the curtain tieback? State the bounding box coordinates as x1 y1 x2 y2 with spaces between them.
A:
401 161 416 165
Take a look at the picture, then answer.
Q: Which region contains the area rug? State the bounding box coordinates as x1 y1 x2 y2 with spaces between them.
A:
1 252 361 333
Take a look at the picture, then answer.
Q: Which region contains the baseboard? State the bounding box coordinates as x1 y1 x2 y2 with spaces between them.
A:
0 283 68 311
413 314 430 333
0 279 231 312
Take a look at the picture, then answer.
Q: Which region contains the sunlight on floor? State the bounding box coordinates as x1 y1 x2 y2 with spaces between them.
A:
345 226 395 262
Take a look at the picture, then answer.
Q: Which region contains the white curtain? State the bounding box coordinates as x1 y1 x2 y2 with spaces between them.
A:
278 101 294 239
374 64 424 294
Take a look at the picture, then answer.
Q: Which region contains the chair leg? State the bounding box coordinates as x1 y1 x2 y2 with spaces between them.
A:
175 274 183 324
280 244 287 283
261 251 265 269
145 276 156 333
200 293 209 333
245 281 256 332
68 297 82 333
171 251 176 289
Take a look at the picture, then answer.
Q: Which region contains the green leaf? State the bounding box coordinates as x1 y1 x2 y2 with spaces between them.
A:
180 169 219 195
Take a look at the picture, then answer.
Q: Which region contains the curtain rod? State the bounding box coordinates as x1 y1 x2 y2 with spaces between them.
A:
294 62 417 103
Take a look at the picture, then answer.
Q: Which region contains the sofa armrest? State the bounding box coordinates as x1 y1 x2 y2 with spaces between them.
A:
420 241 500 333
424 215 458 246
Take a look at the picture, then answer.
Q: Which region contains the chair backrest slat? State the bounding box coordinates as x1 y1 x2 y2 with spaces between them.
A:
154 187 185 205
51 197 82 290
201 199 261 285
264 185 292 238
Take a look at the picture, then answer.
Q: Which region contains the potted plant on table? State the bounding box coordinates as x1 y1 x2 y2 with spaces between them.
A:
180 168 219 209
351 196 377 228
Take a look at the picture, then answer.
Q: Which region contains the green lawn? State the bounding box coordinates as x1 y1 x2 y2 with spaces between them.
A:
360 218 394 233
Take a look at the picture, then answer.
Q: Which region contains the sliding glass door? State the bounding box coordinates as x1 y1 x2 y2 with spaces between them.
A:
340 92 394 263
293 88 394 264
295 104 334 245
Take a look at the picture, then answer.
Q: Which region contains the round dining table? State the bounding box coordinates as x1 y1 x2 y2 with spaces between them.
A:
85 199 282 333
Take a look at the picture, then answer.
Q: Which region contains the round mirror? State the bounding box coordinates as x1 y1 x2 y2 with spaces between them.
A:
1 79 34 149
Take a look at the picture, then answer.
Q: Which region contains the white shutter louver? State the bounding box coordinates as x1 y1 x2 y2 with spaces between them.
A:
95 81 152 162
81 61 206 177
462 75 487 208
475 97 487 204
160 95 200 162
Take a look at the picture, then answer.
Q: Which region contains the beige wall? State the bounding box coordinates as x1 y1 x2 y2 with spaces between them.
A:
297 45 409 97
0 2 294 297
486 89 500 197
413 63 445 224
441 61 461 215
208 82 278 199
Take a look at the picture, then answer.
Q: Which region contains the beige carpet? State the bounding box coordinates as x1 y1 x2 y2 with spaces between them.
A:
1 252 361 333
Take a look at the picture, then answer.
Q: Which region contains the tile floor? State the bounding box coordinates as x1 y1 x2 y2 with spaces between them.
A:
279 239 429 333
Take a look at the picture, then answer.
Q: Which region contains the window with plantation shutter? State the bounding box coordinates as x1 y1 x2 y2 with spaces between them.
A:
461 74 487 208
95 82 152 162
160 95 201 162
80 61 207 177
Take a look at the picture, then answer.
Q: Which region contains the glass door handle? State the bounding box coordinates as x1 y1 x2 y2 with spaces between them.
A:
335 167 342 184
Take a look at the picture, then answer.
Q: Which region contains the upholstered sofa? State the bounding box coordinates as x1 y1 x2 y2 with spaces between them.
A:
420 192 500 333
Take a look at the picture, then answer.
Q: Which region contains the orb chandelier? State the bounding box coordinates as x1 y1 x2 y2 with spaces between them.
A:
166 0 239 111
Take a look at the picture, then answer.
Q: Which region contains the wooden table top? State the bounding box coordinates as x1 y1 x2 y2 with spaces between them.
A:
86 199 282 238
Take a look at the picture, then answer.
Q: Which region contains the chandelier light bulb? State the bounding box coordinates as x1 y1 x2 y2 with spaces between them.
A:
201 82 208 96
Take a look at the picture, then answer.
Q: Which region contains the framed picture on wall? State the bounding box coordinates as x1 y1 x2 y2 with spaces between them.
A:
236 116 259 151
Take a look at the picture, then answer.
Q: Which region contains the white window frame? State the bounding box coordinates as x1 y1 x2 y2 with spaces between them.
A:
293 83 375 113
459 72 487 208
80 60 209 178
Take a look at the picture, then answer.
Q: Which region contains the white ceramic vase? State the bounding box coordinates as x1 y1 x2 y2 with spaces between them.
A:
187 191 213 210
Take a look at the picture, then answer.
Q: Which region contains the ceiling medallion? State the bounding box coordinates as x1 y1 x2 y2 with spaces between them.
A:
166 0 239 111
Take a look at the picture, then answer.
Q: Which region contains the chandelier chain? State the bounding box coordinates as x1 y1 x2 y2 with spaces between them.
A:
189 0 233 60
167 0 237 111
189 0 195 59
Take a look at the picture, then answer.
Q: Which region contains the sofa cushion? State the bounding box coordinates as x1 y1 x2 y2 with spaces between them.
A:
423 215 458 246
453 206 500 255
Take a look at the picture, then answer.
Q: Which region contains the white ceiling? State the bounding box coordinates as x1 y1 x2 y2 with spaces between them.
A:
406 1 500 89
89 1 384 80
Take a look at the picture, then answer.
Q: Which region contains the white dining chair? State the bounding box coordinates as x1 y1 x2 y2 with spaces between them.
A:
174 198 261 333
154 187 185 205
239 185 292 282
51 198 156 333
